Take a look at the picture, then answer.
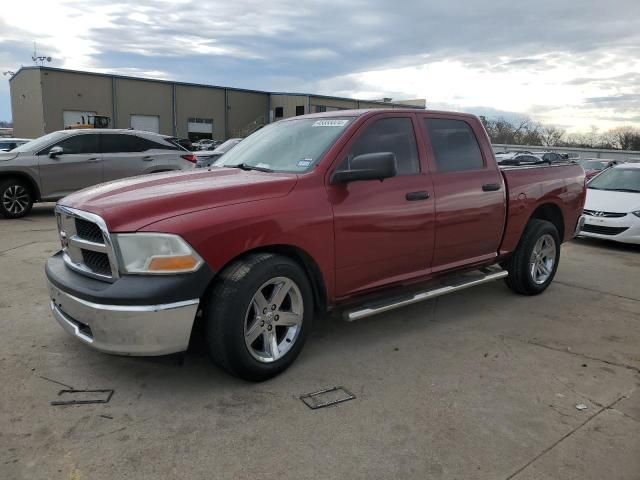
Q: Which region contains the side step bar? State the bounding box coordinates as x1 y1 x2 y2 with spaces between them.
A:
343 268 508 322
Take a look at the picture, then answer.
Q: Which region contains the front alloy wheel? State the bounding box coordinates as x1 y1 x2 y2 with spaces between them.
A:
205 253 314 381
244 277 304 363
0 180 33 219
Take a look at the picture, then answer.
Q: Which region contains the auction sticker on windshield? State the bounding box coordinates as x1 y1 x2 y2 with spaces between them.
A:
312 119 349 127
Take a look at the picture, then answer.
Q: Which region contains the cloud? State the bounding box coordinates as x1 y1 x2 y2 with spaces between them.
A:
0 0 639 130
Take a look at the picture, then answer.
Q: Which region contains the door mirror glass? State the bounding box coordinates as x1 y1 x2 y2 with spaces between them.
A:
331 152 397 184
49 146 63 158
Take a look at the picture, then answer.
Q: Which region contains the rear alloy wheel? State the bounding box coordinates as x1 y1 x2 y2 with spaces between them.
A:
0 180 33 219
504 219 560 295
529 234 556 285
205 253 314 381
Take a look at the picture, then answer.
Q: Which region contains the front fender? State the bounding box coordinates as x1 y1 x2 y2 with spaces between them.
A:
139 189 336 302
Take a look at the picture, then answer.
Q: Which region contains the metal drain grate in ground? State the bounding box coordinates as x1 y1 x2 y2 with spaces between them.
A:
300 386 355 410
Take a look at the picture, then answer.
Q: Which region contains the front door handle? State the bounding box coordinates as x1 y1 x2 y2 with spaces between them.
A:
406 191 430 201
482 183 501 192
87 157 102 163
143 156 154 162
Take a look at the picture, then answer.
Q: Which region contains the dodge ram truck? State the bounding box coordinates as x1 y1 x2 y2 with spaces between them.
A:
45 109 586 381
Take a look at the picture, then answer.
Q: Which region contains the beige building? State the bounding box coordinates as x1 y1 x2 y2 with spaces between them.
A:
10 67 425 140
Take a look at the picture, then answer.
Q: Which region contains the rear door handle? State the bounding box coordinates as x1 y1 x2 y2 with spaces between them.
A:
87 157 102 163
405 191 430 201
143 156 154 162
482 183 501 192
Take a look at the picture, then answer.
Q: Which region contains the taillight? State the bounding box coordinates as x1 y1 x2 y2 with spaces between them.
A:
181 154 197 163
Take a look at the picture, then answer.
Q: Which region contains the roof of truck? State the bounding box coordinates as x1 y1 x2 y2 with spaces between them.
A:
280 108 479 121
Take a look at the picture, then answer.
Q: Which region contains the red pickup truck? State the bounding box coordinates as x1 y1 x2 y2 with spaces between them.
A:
46 109 586 381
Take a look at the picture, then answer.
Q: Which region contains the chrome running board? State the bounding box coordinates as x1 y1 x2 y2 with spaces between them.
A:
343 267 508 322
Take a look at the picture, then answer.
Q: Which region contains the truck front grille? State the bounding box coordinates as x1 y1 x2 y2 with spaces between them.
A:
75 218 104 243
81 250 112 276
55 206 118 282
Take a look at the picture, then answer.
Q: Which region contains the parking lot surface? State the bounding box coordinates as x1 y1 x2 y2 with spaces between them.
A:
1 204 639 480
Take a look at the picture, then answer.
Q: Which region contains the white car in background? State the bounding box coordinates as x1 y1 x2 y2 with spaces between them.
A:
579 163 640 244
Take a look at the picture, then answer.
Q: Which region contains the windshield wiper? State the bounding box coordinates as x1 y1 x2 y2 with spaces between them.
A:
229 163 274 173
609 188 640 193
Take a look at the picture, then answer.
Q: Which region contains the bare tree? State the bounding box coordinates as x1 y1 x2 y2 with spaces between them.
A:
610 126 640 150
479 116 640 151
539 126 565 147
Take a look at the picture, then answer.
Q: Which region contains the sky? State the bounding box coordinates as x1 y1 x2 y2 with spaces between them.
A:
1 0 639 133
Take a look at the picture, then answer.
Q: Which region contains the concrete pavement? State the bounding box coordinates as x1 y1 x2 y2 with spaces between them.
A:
1 204 638 479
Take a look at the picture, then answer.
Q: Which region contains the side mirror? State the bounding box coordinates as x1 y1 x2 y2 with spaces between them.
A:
331 152 397 184
49 146 63 158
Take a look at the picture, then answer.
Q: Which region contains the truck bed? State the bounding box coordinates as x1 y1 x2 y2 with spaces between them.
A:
499 162 586 254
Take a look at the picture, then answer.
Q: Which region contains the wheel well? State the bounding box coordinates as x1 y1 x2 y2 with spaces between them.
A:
218 245 328 313
0 172 40 201
530 203 564 240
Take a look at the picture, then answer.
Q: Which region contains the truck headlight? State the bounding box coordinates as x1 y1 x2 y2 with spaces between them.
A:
114 233 203 274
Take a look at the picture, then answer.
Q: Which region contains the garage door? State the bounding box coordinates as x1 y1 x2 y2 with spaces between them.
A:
187 117 213 140
63 110 97 128
130 115 160 133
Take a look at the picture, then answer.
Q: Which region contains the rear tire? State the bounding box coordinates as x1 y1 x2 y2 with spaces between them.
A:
204 253 314 381
503 219 560 295
0 178 33 219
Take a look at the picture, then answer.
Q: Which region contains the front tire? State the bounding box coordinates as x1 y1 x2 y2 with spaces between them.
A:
0 179 33 219
503 219 560 295
204 253 314 381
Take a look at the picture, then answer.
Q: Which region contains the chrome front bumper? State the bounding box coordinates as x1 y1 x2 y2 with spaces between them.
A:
48 280 199 356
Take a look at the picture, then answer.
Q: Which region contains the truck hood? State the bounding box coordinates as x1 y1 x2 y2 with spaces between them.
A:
585 188 640 213
60 168 298 231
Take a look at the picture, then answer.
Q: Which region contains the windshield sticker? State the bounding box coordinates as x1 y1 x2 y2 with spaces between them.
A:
312 119 349 127
297 159 312 168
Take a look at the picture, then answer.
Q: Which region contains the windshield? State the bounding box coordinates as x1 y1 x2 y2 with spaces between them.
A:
12 131 67 153
588 168 640 192
214 117 353 173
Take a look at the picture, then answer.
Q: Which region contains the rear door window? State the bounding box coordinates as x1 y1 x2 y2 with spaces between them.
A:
101 134 144 153
423 118 484 172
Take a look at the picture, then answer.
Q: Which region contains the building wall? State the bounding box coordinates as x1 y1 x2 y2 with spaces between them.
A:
227 90 269 137
356 101 394 109
175 85 226 141
270 94 309 119
309 96 358 111
39 70 113 132
9 67 427 139
393 99 426 108
114 78 173 134
9 69 44 138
